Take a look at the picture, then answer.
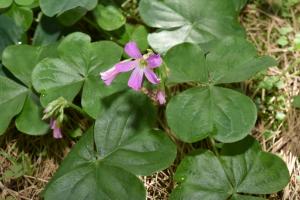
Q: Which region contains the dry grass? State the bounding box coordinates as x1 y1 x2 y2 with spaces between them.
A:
1 2 300 200
142 168 174 200
241 2 300 200
0 131 71 200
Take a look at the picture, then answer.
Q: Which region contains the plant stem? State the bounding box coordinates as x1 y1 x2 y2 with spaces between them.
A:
67 102 90 118
209 137 219 156
83 16 102 32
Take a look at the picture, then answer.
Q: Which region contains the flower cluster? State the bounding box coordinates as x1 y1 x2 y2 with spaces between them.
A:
43 97 68 139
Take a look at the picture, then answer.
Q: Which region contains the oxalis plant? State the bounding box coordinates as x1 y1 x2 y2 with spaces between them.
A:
0 0 290 199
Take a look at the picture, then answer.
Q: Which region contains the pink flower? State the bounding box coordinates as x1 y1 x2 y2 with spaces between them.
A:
50 118 63 139
100 42 162 91
156 90 166 105
99 66 119 86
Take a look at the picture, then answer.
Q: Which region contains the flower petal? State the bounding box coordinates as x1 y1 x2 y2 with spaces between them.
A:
147 54 162 68
156 91 166 105
128 68 144 91
100 67 120 85
115 60 137 72
53 127 63 139
125 42 142 59
144 68 160 84
51 120 63 139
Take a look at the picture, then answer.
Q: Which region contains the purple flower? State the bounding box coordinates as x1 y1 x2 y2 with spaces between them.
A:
100 42 162 91
50 118 63 139
156 90 166 105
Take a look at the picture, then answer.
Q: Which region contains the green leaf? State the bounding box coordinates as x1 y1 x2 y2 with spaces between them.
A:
86 41 125 116
2 45 37 86
204 37 277 84
27 0 39 8
57 32 91 75
15 94 49 135
278 26 293 35
43 129 146 200
118 24 149 51
14 0 34 6
88 41 123 75
171 150 232 200
1 151 33 181
171 136 290 200
258 76 283 90
93 3 126 31
276 36 289 46
165 38 276 85
81 75 105 118
0 64 5 76
2 44 57 135
102 129 176 176
81 74 129 119
166 86 257 143
5 4 33 31
57 7 87 26
45 97 176 200
46 164 145 200
40 0 97 17
0 0 13 8
94 91 177 175
94 91 156 155
221 137 290 194
0 15 23 58
32 15 63 46
130 25 148 51
32 32 123 117
139 0 245 53
164 43 208 84
292 95 300 108
32 58 84 106
2 44 57 87
0 76 27 135
232 0 248 11
230 195 265 200
294 33 300 50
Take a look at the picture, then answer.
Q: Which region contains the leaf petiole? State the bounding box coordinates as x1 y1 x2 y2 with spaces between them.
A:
209 137 219 157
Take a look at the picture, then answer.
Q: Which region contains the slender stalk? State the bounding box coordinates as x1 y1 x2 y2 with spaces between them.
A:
209 137 219 156
67 102 90 118
83 16 102 32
